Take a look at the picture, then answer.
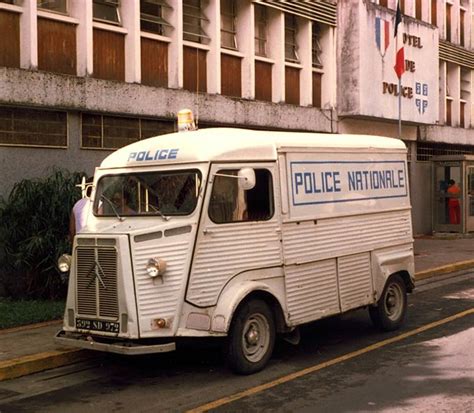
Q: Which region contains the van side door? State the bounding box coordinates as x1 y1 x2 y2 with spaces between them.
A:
186 163 282 308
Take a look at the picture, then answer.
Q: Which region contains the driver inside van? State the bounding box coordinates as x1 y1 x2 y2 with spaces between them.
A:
99 190 135 215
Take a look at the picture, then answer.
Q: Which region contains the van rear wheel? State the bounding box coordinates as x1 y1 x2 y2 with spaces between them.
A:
226 299 275 375
369 274 407 331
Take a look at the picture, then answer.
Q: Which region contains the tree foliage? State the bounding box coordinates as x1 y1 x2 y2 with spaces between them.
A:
0 169 85 299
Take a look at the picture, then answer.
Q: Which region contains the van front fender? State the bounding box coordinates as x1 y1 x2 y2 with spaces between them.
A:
211 280 284 334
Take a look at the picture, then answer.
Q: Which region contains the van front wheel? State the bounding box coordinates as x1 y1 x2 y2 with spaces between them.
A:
369 274 407 331
226 299 275 375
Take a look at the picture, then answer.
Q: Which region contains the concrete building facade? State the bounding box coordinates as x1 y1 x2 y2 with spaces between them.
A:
0 0 473 234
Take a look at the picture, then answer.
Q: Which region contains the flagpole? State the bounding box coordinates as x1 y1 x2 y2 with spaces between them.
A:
394 0 404 140
398 77 402 139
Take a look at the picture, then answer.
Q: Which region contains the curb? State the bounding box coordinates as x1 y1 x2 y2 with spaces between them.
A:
415 259 474 281
0 348 92 382
0 320 62 335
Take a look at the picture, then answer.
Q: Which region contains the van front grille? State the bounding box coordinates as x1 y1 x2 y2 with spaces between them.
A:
76 244 119 319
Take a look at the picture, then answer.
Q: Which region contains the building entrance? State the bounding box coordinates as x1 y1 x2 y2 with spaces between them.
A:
433 156 474 233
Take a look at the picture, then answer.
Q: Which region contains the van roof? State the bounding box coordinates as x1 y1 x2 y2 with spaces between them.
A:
99 128 407 169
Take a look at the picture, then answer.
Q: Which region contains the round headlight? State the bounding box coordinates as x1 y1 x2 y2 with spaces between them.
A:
58 254 72 273
146 258 167 278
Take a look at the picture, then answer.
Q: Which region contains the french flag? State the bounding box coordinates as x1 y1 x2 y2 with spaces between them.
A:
394 1 405 78
375 17 390 53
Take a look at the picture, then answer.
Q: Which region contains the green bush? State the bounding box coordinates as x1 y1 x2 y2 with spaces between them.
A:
0 169 85 300
0 298 65 329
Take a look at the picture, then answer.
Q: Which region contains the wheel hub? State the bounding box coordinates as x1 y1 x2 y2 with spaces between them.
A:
246 325 259 346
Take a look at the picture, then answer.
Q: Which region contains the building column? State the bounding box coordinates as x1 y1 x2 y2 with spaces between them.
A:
268 10 285 103
207 0 221 94
121 1 141 83
168 0 183 88
20 0 37 70
70 1 93 77
238 1 254 99
299 19 312 106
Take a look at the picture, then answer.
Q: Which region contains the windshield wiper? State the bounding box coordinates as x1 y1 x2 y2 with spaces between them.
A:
147 204 170 221
99 195 125 222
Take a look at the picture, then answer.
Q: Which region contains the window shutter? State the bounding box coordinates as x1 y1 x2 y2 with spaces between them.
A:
253 0 336 26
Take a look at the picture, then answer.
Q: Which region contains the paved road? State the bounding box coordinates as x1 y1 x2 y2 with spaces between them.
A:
0 272 473 413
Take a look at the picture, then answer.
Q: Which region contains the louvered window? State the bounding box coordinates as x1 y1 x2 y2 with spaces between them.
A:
37 0 68 14
312 22 323 68
93 0 121 25
254 4 267 57
252 0 336 26
183 0 209 44
0 106 67 147
285 14 299 63
140 0 172 35
221 0 237 50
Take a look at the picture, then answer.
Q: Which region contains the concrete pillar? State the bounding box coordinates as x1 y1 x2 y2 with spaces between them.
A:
20 0 37 70
121 0 141 83
70 0 93 77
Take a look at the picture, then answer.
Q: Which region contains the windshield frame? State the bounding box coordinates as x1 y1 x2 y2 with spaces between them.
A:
93 168 203 218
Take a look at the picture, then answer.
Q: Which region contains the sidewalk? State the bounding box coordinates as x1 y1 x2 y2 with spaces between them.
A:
1 236 473 382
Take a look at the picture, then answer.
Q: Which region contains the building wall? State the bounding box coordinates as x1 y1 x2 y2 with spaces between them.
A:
0 112 107 196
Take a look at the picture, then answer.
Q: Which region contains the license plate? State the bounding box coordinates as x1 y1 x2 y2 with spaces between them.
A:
76 318 119 334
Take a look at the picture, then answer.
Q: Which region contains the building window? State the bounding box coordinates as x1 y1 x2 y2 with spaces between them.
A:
183 0 209 44
445 3 451 42
460 9 465 46
140 0 171 35
93 0 121 25
254 4 267 57
0 106 67 147
37 0 68 14
312 22 323 68
417 142 474 162
431 0 437 26
285 14 299 63
415 0 422 20
446 97 452 126
0 9 20 68
209 169 274 223
81 114 173 150
221 0 237 50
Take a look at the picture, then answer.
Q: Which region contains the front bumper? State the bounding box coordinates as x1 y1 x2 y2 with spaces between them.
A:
55 330 176 355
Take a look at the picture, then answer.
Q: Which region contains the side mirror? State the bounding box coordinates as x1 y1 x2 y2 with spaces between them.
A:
238 168 256 190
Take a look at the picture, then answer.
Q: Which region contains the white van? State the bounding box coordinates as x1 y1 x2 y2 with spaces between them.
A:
56 127 415 374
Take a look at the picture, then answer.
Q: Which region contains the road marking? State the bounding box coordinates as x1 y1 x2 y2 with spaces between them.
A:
188 308 474 413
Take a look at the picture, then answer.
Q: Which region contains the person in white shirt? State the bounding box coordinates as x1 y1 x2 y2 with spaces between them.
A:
69 177 92 240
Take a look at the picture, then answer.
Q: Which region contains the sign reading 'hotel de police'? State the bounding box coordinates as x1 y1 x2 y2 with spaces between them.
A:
358 5 438 124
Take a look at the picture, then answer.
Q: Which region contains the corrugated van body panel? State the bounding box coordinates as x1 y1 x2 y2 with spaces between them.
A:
285 259 339 325
338 253 373 312
187 222 282 307
282 210 412 264
132 233 192 332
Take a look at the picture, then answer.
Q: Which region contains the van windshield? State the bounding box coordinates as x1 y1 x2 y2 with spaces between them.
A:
94 170 201 217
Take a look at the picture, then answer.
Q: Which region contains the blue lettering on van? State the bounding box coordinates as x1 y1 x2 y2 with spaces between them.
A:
295 171 341 194
290 160 408 206
128 148 179 162
347 169 404 191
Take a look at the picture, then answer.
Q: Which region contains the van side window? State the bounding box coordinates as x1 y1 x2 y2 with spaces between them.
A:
209 169 274 223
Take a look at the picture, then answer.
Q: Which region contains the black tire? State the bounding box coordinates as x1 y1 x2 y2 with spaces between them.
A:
226 299 275 375
369 274 407 331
